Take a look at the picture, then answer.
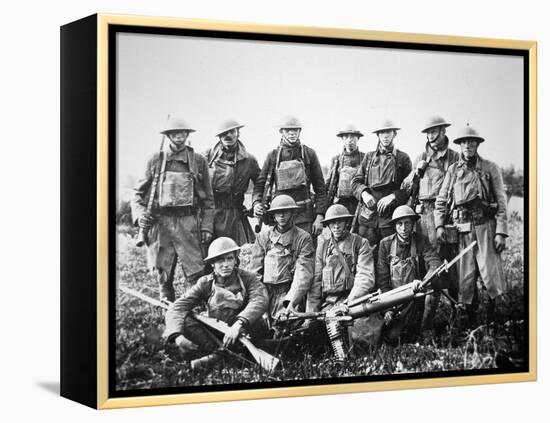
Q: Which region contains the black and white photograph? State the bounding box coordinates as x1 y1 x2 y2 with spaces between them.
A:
112 23 530 396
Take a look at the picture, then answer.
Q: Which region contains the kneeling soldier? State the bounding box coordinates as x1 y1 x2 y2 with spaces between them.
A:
164 237 268 367
250 195 315 325
131 116 215 302
377 206 442 342
307 204 375 313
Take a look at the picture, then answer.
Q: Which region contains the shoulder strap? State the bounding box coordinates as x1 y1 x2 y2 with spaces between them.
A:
331 234 351 280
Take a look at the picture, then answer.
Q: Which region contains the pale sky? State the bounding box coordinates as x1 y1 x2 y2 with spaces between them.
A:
116 32 524 190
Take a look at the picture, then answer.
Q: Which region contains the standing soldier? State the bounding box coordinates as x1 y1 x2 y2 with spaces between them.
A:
204 120 261 245
326 125 366 215
250 195 315 325
435 125 508 326
252 116 328 236
401 116 460 330
132 116 215 302
351 119 412 249
403 116 460 246
377 206 442 343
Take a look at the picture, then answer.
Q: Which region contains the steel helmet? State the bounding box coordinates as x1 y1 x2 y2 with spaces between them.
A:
337 124 364 138
390 205 420 225
267 195 300 213
215 119 245 137
277 116 303 130
322 204 354 225
372 119 401 134
453 125 485 144
161 116 196 134
204 237 240 263
421 116 451 133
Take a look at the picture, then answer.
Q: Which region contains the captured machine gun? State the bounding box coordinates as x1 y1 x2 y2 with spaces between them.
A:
277 241 477 360
119 285 280 372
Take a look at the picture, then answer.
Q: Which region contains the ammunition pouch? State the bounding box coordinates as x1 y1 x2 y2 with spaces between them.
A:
443 224 459 244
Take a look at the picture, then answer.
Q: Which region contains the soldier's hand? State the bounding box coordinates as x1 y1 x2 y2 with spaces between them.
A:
383 311 394 326
312 215 324 236
494 234 506 254
411 279 423 293
415 160 428 177
361 191 376 209
201 231 213 244
436 226 447 243
254 203 265 217
377 194 396 214
277 303 294 320
138 213 154 229
223 320 243 348
175 335 198 353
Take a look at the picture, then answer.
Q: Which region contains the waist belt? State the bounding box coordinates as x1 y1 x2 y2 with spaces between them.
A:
214 192 245 209
454 206 490 225
159 206 197 217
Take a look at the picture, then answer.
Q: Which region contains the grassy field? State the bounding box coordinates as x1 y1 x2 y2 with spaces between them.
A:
115 216 526 391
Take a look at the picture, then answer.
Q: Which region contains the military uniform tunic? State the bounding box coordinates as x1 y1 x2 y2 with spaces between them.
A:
326 149 365 215
351 146 412 247
250 225 315 320
253 140 328 233
434 154 508 304
204 141 260 245
131 146 214 282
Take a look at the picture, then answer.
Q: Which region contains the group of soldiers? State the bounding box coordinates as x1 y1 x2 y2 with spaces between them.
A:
131 114 509 366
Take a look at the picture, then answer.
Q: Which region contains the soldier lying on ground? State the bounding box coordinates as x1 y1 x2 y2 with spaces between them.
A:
164 237 269 369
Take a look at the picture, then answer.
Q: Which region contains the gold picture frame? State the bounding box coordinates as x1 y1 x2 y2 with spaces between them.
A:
60 13 537 409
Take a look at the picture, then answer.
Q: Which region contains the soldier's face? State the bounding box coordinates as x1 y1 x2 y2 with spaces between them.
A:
213 253 237 278
168 131 190 149
281 128 301 144
377 130 396 149
426 127 445 149
460 139 479 159
342 134 359 152
274 210 294 229
220 128 239 147
395 217 414 240
328 219 347 239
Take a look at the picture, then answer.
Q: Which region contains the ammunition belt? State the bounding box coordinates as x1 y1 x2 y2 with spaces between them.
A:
295 198 313 209
159 206 197 217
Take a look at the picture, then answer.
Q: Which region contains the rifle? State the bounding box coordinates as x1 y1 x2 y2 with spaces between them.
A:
136 120 169 247
119 285 280 372
326 154 342 205
276 241 477 357
254 160 276 233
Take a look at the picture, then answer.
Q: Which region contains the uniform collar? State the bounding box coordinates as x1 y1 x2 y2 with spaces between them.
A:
425 136 450 161
377 144 397 156
457 153 482 169
166 146 191 162
210 270 238 287
269 225 297 246
280 138 302 149
211 140 248 162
